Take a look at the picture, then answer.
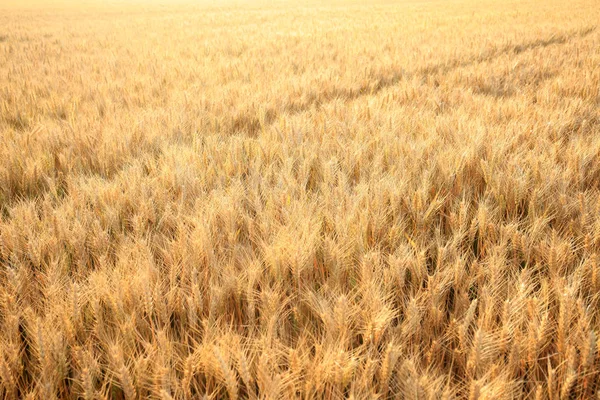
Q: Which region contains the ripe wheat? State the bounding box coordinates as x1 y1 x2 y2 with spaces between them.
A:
1 0 600 398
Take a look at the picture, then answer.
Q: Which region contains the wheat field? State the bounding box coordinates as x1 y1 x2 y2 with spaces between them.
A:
1 0 600 398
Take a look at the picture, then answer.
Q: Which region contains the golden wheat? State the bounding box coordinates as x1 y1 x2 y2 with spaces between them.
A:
1 0 600 398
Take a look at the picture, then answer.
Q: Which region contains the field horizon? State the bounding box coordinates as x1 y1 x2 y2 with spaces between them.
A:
1 0 600 398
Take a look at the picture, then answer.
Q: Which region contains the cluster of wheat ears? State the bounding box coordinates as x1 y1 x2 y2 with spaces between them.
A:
1 0 600 398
